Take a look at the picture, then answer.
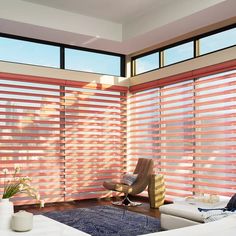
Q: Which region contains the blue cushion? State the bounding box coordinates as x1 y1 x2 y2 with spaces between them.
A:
121 173 138 186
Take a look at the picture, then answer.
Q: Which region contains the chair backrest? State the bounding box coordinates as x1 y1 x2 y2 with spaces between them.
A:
131 158 154 195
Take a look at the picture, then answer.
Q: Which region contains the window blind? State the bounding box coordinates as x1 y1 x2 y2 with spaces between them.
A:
64 84 127 201
0 73 127 205
128 69 236 199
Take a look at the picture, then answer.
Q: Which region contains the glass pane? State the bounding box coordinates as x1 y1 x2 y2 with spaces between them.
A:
0 37 60 68
160 81 195 199
200 27 236 55
135 52 159 75
164 41 194 66
128 88 161 173
65 48 121 76
194 70 236 197
0 79 62 203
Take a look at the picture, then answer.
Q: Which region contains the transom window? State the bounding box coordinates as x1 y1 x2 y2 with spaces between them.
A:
0 37 60 68
132 24 236 76
0 35 124 77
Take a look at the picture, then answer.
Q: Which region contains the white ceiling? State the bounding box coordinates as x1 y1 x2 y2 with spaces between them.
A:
0 0 235 54
23 0 171 24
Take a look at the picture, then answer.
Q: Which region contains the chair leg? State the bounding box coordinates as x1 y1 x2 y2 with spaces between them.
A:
112 194 142 207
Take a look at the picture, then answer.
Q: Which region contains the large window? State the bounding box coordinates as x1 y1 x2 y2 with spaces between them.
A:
0 74 127 205
0 79 62 204
0 37 60 68
128 69 236 199
64 85 126 200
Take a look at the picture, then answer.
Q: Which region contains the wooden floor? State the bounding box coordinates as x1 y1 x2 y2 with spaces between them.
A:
15 197 161 218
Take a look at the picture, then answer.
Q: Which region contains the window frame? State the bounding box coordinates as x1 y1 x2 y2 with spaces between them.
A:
131 23 236 76
128 68 236 199
197 26 236 56
132 50 160 75
0 33 126 77
0 72 128 205
0 36 61 68
64 47 123 76
162 40 194 67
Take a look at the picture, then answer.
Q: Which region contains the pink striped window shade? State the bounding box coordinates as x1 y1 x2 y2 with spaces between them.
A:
128 68 236 200
0 72 127 205
1 59 236 205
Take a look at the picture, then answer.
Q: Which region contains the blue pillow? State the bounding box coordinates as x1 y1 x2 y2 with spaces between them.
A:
121 173 138 186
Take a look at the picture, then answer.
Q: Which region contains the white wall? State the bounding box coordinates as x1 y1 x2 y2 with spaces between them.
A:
0 61 129 87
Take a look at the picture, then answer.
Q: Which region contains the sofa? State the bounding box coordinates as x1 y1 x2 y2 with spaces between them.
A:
159 199 228 230
142 214 236 236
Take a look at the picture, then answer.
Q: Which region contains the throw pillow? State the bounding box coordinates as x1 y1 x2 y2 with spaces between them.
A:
121 173 138 186
226 193 236 211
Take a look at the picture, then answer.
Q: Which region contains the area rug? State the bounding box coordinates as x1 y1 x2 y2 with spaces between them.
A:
42 205 161 236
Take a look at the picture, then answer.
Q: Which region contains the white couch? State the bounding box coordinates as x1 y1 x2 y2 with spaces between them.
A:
142 214 236 236
159 200 227 230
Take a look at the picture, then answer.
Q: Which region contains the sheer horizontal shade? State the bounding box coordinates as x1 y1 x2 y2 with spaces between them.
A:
0 73 127 205
128 69 236 199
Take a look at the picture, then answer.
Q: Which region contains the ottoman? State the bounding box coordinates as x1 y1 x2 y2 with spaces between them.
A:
159 200 227 230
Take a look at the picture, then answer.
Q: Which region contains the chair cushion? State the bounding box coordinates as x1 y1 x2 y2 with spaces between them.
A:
226 193 236 211
121 173 138 186
103 158 154 196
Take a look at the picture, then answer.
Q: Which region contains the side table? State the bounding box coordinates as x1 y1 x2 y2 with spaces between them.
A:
148 174 165 208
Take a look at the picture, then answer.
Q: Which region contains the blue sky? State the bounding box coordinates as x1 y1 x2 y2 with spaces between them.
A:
0 37 120 76
0 27 235 77
0 37 60 68
135 27 236 75
136 52 159 74
65 48 120 76
200 27 236 54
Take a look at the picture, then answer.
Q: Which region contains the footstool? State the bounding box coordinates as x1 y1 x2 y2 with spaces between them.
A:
159 200 227 230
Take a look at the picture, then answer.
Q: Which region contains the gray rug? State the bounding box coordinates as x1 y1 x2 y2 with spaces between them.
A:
43 205 161 236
